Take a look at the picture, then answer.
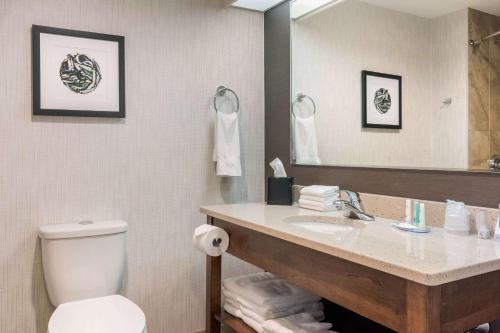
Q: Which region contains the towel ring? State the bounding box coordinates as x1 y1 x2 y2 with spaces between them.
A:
292 93 316 117
213 86 240 113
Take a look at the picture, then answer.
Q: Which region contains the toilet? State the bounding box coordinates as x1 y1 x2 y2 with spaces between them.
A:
38 220 147 333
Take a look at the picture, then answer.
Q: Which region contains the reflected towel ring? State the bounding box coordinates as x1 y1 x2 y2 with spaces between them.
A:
213 86 240 113
292 93 316 117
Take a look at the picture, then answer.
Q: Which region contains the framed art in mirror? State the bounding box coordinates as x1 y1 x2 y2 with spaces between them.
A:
362 70 402 129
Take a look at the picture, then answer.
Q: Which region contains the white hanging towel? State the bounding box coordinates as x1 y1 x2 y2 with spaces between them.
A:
213 111 242 177
293 115 321 165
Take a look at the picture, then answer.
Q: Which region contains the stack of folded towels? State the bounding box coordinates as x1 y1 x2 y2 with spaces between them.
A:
223 272 335 333
298 185 340 212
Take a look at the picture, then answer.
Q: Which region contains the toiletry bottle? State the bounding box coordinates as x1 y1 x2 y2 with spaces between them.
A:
405 199 413 224
495 204 500 240
420 203 426 228
413 202 421 226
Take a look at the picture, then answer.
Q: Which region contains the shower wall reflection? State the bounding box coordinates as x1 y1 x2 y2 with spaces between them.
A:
469 9 500 169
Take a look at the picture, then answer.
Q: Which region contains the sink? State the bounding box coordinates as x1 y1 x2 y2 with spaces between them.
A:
283 214 366 235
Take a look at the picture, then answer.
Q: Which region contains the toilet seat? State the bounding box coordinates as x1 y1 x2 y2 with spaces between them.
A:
48 295 146 333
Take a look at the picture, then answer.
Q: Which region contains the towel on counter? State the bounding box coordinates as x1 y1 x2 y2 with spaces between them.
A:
262 312 334 333
298 198 337 209
213 111 241 177
223 273 320 308
299 194 339 204
300 185 339 197
293 115 321 165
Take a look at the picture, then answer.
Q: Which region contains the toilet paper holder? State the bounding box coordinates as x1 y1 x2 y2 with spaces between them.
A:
212 238 223 247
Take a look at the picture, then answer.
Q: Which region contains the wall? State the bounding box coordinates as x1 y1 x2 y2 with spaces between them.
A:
468 8 500 169
0 1 264 332
291 0 468 169
430 9 469 169
266 1 500 209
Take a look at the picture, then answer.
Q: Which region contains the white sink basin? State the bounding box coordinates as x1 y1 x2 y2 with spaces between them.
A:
283 214 366 236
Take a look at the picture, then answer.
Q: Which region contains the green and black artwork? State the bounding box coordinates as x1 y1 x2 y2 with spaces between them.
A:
59 54 102 94
373 88 391 114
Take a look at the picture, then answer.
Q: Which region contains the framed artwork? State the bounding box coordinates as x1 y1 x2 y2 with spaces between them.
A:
362 70 402 129
32 25 125 118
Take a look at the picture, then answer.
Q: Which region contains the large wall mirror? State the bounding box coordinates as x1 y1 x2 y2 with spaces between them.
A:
290 0 500 171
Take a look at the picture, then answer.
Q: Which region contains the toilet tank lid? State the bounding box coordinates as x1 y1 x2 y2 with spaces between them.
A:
39 220 128 239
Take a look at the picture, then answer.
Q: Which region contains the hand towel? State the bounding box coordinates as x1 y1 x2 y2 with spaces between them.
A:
298 198 337 209
213 111 241 177
300 185 339 197
299 194 339 203
224 288 323 319
223 273 320 308
293 115 321 165
224 302 264 333
262 312 334 333
240 301 324 323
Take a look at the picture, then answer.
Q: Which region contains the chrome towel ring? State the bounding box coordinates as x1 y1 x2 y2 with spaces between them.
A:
292 92 316 117
213 86 240 113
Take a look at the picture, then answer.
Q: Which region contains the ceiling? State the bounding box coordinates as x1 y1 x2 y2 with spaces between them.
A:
230 0 286 12
230 0 500 17
359 0 500 18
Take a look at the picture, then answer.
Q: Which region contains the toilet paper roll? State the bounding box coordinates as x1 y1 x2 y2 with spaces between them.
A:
193 224 229 257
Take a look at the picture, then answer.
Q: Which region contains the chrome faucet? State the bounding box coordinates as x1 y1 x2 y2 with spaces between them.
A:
335 190 375 221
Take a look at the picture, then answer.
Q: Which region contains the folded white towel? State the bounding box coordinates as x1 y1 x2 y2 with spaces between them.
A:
300 185 339 197
293 115 321 165
263 312 334 333
224 302 242 318
299 194 339 203
224 302 264 333
223 273 320 308
223 288 320 317
224 289 323 320
239 299 323 322
298 198 337 209
213 111 242 177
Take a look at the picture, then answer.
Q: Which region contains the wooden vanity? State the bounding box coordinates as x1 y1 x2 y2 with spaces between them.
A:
201 203 500 333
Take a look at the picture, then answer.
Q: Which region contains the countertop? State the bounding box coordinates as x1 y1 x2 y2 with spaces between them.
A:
200 202 500 286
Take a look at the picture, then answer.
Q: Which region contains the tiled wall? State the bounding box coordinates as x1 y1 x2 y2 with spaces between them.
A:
468 8 500 169
0 1 264 332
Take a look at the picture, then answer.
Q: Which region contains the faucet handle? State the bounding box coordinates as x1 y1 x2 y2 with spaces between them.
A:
340 190 361 204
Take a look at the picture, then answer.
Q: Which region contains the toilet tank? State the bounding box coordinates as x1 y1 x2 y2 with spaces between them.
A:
38 220 128 307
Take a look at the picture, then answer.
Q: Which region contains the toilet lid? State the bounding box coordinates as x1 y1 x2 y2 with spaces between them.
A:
49 295 146 333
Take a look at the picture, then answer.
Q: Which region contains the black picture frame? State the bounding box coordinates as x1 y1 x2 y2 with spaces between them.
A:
362 70 402 129
32 25 125 118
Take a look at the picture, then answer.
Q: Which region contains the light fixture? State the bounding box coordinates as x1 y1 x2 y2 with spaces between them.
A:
291 0 342 20
231 0 287 12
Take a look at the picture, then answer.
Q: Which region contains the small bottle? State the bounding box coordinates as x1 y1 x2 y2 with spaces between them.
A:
420 203 426 228
405 199 413 224
413 202 421 226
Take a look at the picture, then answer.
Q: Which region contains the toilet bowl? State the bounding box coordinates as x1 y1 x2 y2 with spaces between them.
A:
39 220 147 333
48 295 146 333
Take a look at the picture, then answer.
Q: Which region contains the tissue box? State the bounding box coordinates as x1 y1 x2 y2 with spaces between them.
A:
267 177 294 205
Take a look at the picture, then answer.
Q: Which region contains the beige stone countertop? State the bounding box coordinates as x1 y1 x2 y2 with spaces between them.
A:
200 202 500 286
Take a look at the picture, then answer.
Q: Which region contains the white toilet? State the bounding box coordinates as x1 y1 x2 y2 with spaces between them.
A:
38 220 147 333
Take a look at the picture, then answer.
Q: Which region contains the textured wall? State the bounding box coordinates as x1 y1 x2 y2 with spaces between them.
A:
0 1 264 332
291 0 468 169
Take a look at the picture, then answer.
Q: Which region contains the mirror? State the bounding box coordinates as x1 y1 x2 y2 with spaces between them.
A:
290 0 500 171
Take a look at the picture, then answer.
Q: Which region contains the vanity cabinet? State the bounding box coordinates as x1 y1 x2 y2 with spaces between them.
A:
202 204 500 333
